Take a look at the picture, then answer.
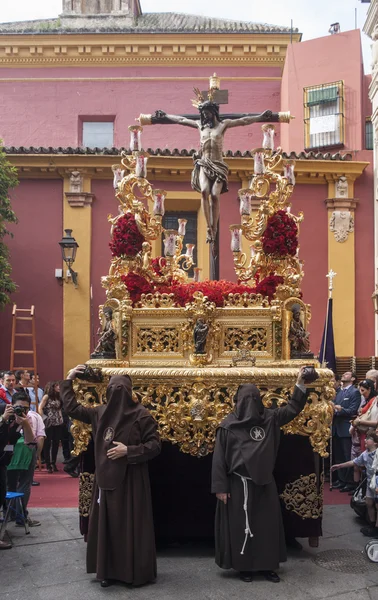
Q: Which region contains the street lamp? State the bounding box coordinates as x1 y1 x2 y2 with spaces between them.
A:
59 229 79 286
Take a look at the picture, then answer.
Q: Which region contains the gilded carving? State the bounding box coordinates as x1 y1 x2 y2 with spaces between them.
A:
223 326 268 352
280 474 323 520
79 472 95 518
70 381 107 456
134 382 236 456
136 327 180 354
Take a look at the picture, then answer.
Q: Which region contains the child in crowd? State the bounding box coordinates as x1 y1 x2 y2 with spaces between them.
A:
332 429 378 537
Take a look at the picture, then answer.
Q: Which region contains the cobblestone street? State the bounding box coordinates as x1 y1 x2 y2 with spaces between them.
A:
1 505 377 600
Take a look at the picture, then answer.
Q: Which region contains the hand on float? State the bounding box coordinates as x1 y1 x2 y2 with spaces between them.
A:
216 493 230 505
67 365 86 380
107 441 128 460
296 366 306 386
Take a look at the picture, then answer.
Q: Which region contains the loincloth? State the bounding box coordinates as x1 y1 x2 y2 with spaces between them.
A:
191 157 229 195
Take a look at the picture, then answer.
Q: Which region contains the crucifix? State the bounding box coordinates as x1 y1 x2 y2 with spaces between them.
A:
138 73 292 280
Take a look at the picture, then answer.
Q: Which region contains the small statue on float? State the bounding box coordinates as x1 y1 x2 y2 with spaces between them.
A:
193 318 209 354
91 307 117 359
289 304 312 358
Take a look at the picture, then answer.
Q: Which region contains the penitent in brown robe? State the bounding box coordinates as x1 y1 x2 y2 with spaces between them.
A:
211 384 307 573
61 376 161 586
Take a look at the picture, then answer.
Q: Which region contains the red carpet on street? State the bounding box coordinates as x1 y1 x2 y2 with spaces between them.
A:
28 466 349 509
29 463 79 508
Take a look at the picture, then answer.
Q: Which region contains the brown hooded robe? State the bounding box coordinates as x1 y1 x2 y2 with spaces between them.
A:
61 376 161 586
211 384 307 572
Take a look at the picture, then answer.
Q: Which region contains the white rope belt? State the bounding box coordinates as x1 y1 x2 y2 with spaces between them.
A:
234 472 254 554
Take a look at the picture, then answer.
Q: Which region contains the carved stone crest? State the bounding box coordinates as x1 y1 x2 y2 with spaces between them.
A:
329 210 354 243
70 170 83 193
335 176 348 198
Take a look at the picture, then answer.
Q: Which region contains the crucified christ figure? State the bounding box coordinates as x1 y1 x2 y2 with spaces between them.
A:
144 102 274 243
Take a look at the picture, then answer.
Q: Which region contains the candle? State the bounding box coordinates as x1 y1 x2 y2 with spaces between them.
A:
239 189 252 216
253 151 265 175
287 206 291 214
111 164 123 189
186 243 195 258
152 189 166 216
283 160 296 185
193 267 202 282
295 247 299 258
135 152 148 178
262 124 275 151
230 226 242 252
163 230 177 257
178 218 187 237
128 125 142 152
250 245 256 258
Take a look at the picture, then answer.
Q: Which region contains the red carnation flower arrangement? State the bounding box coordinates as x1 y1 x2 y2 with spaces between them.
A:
121 272 153 304
261 210 298 257
109 213 144 258
120 275 283 307
255 274 284 299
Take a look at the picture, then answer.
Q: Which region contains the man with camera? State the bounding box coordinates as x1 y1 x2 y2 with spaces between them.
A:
0 393 38 547
4 391 45 528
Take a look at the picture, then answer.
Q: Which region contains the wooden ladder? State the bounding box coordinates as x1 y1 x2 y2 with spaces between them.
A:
10 304 38 408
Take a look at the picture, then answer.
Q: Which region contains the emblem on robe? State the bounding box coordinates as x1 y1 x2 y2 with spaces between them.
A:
250 426 265 441
103 427 115 442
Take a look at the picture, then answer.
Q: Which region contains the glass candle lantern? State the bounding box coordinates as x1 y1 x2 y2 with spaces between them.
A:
253 151 265 175
128 125 143 152
230 225 242 252
238 189 252 216
178 218 187 237
283 160 296 185
262 124 275 151
163 230 177 257
135 152 148 178
185 243 195 258
193 267 202 282
111 164 123 189
152 189 166 216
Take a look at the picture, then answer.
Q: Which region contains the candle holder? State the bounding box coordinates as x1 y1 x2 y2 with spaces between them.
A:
229 125 304 296
262 124 275 151
178 219 187 237
112 164 124 189
185 243 194 258
239 189 252 216
163 229 178 257
193 267 202 282
135 151 149 178
252 150 265 175
128 125 143 152
283 160 296 185
230 225 242 253
152 189 166 217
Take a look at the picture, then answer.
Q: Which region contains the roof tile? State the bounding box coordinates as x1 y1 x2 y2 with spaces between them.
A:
0 12 298 34
3 146 352 160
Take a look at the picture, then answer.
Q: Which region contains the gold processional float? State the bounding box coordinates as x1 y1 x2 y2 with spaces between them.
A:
70 81 334 474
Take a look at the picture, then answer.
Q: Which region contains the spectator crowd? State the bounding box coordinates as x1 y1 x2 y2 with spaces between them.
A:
330 369 378 537
0 369 79 550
